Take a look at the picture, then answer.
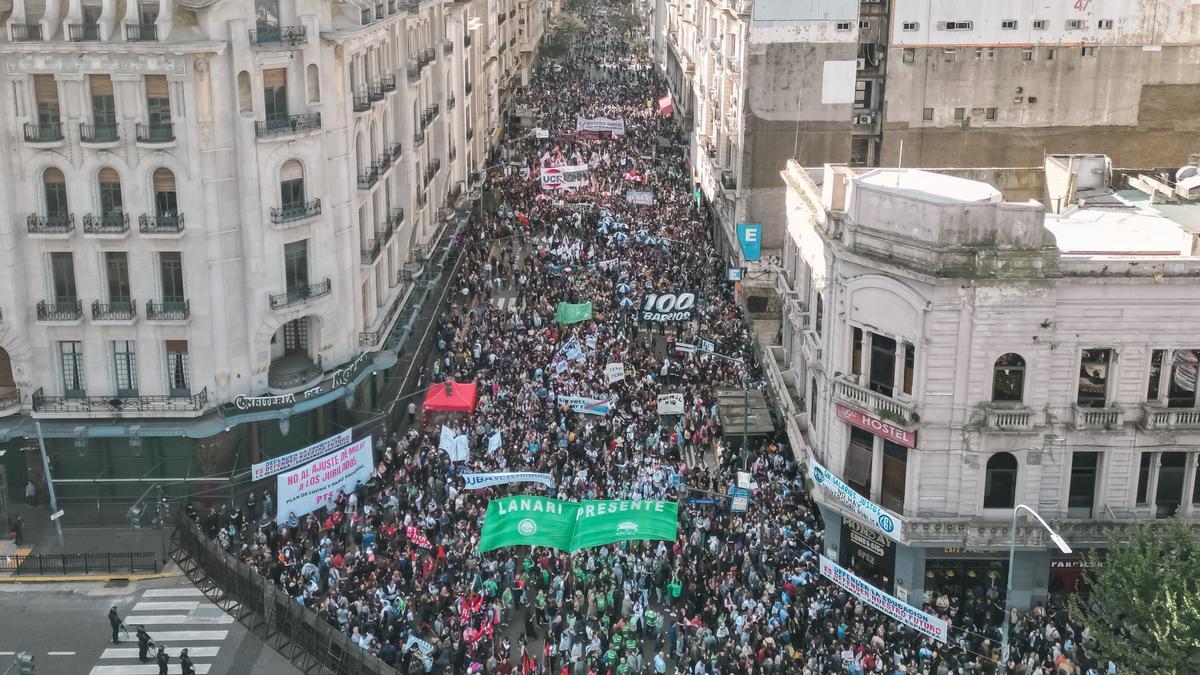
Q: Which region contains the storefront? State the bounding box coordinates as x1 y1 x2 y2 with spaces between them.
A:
839 517 896 590
1048 551 1102 597
923 548 1009 606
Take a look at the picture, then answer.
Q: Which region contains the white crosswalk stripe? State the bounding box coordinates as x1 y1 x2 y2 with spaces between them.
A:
89 587 231 675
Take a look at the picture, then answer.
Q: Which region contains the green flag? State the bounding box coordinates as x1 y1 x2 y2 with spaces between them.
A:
479 496 679 552
555 302 593 324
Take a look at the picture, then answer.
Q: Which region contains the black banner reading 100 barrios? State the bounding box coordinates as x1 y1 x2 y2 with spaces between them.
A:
640 292 696 322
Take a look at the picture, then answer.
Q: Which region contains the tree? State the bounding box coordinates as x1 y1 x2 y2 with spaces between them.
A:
539 14 586 62
1068 517 1200 674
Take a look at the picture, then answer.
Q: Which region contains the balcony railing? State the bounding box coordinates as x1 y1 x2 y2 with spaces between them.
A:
68 23 101 42
420 47 435 67
27 213 74 235
984 405 1036 432
377 152 392 172
136 122 174 143
82 213 130 234
801 330 822 365
270 198 321 224
389 208 404 227
380 75 396 92
249 23 307 47
269 278 331 309
367 84 384 102
24 122 63 143
353 95 370 113
10 24 42 41
139 213 184 234
268 356 324 390
357 164 380 190
254 113 321 139
1071 403 1125 430
1139 402 1200 431
388 142 403 160
447 96 456 110
92 300 137 321
125 23 158 41
835 376 919 427
36 299 83 321
146 299 190 320
413 131 425 146
31 386 208 414
80 122 119 143
362 238 383 264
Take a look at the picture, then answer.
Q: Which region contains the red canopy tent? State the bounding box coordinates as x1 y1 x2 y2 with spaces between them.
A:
422 381 477 412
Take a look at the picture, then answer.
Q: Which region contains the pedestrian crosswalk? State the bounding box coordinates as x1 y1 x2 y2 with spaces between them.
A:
90 586 229 675
491 293 520 311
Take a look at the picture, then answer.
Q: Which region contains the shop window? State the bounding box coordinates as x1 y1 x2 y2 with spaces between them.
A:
1077 348 1112 408
1067 452 1099 517
880 441 907 512
845 427 874 497
983 452 1018 509
1156 452 1186 518
992 353 1026 403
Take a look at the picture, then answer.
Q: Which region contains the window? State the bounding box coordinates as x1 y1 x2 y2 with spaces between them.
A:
1147 349 1165 400
835 22 852 31
1097 19 1113 29
1081 46 1098 57
902 48 915 63
145 75 170 125
280 160 305 209
1021 49 1034 61
59 341 85 397
941 20 973 31
983 452 1018 509
1156 452 1186 518
903 342 915 396
1046 49 1055 61
902 21 918 31
166 340 190 396
263 68 289 122
953 107 965 121
97 167 123 217
880 441 907 512
153 169 178 217
845 427 874 497
112 340 138 396
985 107 997 121
870 335 896 396
851 328 916 398
89 74 116 125
1032 19 1047 30
284 239 310 292
49 252 77 302
942 48 958 62
992 353 1025 402
1065 19 1085 30
849 138 871 166
1001 20 1017 30
1136 453 1151 504
138 1 159 23
922 107 933 121
237 71 252 113
282 317 309 354
306 63 321 104
104 252 131 303
158 252 185 302
33 74 60 126
1167 349 1199 408
1077 348 1112 407
43 168 69 217
1067 452 1100 517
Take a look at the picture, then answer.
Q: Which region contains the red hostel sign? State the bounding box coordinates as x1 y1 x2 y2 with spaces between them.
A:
836 403 917 448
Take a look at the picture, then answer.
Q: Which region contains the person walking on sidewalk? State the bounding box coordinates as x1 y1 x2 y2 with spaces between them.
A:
179 648 195 675
24 479 35 506
12 515 23 546
155 645 169 675
136 625 154 662
107 605 125 644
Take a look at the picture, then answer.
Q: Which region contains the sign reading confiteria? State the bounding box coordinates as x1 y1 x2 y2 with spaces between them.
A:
227 351 377 413
819 555 948 643
252 429 354 481
835 403 916 448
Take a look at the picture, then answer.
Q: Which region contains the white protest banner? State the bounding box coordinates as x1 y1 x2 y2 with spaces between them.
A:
558 395 612 415
585 334 598 349
625 190 656 206
640 292 697 323
657 393 685 415
809 458 904 542
605 362 626 384
404 635 434 655
253 429 353 481
276 437 374 520
488 431 502 453
439 426 456 454
462 472 555 490
819 555 948 643
451 434 470 462
555 359 569 374
541 164 590 191
576 115 626 135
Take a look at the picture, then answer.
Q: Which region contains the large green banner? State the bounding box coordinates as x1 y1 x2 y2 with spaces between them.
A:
555 302 593 324
479 496 679 552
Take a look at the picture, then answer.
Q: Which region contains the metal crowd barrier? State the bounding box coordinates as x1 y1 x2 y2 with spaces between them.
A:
0 551 159 575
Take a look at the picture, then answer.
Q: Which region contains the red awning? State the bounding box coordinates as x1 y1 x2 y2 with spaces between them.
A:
422 381 478 412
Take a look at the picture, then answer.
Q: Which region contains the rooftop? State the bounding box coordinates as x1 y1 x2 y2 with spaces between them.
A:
855 169 1002 205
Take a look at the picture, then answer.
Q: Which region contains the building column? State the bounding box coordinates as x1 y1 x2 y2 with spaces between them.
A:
1009 549 1052 610
893 544 926 606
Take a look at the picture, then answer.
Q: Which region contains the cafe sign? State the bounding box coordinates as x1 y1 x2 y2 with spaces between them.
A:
229 351 378 413
835 403 916 448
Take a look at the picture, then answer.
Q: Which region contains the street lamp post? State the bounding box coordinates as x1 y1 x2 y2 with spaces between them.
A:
999 504 1072 674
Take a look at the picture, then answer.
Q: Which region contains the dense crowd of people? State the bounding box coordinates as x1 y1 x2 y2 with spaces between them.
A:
191 4 1113 674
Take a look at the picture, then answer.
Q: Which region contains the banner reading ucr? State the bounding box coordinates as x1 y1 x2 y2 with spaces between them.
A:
819 555 947 643
479 496 679 552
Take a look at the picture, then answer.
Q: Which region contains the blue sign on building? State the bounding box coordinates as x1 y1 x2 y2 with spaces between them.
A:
736 223 762 261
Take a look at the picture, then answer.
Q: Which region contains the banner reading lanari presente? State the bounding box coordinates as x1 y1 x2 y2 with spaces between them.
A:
479 495 679 552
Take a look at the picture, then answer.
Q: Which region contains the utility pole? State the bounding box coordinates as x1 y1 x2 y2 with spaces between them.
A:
33 420 64 551
156 484 168 567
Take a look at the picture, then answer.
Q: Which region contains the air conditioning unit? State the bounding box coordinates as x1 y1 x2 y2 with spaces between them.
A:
855 114 874 125
856 58 866 69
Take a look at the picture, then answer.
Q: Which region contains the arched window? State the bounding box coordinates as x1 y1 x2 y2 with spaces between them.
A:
43 168 69 216
983 452 1018 509
280 160 305 209
237 71 252 113
992 353 1026 403
306 64 320 103
152 169 177 216
97 167 123 217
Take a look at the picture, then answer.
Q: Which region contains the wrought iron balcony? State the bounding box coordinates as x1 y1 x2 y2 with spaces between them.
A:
269 278 332 309
362 238 383 264
80 122 119 143
377 152 392 172
447 96 456 110
353 95 370 113
136 122 174 143
24 122 63 143
388 142 403 160
31 386 208 414
381 75 396 92
36 299 83 321
250 22 307 47
92 300 137 321
139 213 184 234
270 198 321 224
368 84 384 102
82 212 130 234
10 23 42 41
125 23 157 41
147 299 190 320
68 23 101 42
388 207 405 227
268 355 324 390
420 47 436 67
357 164 380 190
413 130 425 146
254 113 321 139
27 213 74 235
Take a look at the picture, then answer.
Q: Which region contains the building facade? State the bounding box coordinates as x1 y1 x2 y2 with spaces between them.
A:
0 0 555 506
770 156 1200 607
